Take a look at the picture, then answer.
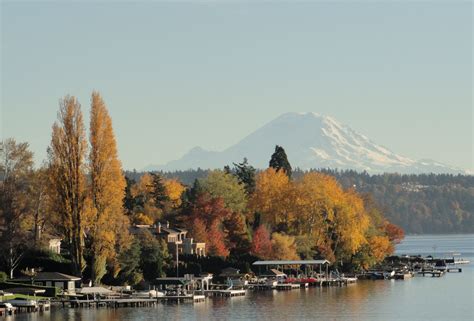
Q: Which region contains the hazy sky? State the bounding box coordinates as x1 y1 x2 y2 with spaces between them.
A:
1 1 472 171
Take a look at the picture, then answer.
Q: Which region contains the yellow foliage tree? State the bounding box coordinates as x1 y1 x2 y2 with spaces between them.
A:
48 96 88 275
88 92 129 284
271 232 300 260
368 235 394 263
249 168 290 227
164 179 185 208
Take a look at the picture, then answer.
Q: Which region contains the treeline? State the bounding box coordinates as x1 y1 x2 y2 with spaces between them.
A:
143 168 473 234
319 169 474 234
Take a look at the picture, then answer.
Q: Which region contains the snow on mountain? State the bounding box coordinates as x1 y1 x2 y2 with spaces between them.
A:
145 112 466 174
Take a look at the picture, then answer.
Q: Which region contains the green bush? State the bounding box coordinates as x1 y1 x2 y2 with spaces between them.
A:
0 271 7 282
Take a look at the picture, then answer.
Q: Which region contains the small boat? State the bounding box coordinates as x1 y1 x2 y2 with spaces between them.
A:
383 270 395 279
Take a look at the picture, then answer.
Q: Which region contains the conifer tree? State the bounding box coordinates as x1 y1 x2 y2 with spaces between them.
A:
151 173 169 210
269 145 292 178
232 158 256 195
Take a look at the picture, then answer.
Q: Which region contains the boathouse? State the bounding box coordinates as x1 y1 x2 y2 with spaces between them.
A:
13 272 81 293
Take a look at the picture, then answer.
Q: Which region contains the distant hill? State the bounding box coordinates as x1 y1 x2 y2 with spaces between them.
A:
145 112 466 174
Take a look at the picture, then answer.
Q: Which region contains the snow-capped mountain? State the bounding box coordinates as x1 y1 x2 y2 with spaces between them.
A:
146 112 465 174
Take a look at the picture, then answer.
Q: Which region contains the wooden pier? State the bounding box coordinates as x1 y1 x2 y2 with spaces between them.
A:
418 271 445 277
276 283 301 291
157 295 205 303
64 298 158 308
205 289 246 297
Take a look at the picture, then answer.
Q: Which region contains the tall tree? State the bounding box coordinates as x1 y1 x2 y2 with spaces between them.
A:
151 173 169 211
0 139 34 278
199 170 247 213
48 96 88 275
250 225 272 259
269 145 292 178
232 158 256 195
88 91 129 284
27 168 52 248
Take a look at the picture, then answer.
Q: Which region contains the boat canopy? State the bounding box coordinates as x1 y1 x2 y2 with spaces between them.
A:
252 260 330 266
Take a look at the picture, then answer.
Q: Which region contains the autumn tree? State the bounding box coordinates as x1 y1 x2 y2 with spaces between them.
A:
250 225 272 259
249 168 290 228
186 194 231 257
271 232 300 260
223 211 251 254
48 96 88 275
269 145 292 178
207 220 229 257
88 92 129 284
163 178 185 209
0 139 34 278
199 170 247 213
383 222 405 244
130 173 161 222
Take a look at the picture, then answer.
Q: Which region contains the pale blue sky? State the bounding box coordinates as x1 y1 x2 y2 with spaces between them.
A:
1 1 472 171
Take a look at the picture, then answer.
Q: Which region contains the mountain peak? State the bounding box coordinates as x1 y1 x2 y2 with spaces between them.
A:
146 112 465 174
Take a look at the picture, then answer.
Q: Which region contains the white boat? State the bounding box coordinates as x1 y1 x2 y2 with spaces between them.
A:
383 270 395 279
454 259 470 265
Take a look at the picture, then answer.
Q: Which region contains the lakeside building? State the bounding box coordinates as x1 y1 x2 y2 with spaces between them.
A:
130 222 206 257
13 272 81 293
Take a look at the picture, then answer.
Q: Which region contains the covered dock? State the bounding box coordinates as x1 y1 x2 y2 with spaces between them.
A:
252 260 330 277
251 260 352 287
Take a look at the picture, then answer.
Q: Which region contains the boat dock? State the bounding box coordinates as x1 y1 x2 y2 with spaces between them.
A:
275 283 301 290
418 271 445 277
157 295 205 303
64 298 158 308
205 289 246 297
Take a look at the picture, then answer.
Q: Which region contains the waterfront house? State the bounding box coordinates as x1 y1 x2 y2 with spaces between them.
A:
13 272 81 293
130 222 206 256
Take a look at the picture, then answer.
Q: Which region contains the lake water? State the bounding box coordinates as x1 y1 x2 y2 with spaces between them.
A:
10 234 474 321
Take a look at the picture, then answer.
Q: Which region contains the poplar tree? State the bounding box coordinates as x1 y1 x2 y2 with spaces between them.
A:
88 91 129 284
48 96 88 275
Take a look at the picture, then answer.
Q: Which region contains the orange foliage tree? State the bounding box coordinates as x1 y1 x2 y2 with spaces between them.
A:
88 92 130 284
48 96 88 275
250 225 272 259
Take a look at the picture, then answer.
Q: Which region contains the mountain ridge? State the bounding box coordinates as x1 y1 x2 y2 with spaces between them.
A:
145 112 467 174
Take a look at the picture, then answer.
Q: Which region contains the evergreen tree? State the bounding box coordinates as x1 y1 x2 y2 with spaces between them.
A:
232 158 256 195
151 173 169 210
269 145 292 178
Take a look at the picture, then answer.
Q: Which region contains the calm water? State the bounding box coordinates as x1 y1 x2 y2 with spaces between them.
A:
10 234 474 321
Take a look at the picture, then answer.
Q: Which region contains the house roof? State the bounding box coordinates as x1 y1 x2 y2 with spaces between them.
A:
4 288 46 295
14 272 81 282
78 287 114 295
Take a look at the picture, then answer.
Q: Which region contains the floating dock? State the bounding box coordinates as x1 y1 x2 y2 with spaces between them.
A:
205 289 246 297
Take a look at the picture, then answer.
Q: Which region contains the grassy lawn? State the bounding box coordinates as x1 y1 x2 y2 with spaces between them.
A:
0 294 49 301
